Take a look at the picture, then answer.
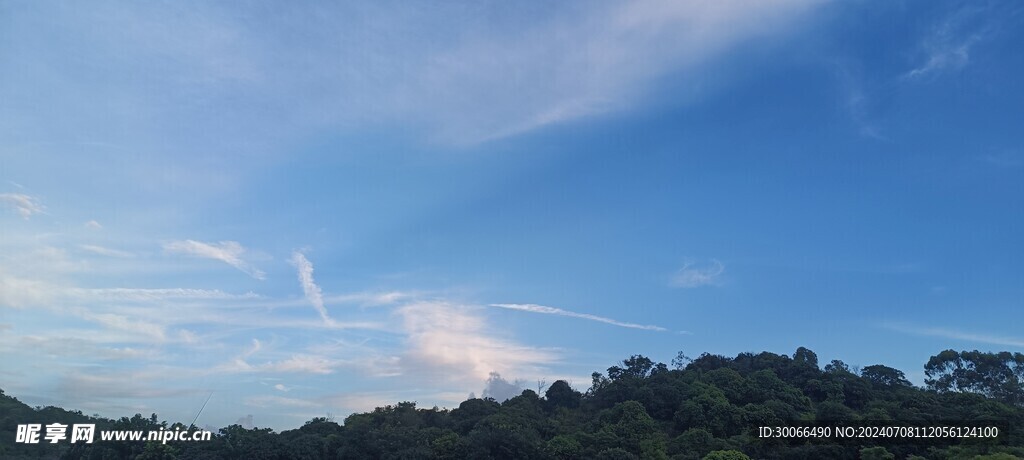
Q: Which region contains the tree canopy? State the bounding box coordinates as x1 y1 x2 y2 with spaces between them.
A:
2 348 1022 459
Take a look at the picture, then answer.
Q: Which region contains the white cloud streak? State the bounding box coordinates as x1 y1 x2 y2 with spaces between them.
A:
72 287 260 302
905 39 977 80
404 0 824 143
324 291 409 307
221 339 338 375
3 1 822 149
0 193 44 219
1 271 260 309
163 239 266 279
233 355 336 375
79 244 134 258
17 336 159 361
671 259 724 288
903 4 995 81
245 395 319 409
289 252 332 325
489 303 667 332
884 323 1024 349
77 311 168 342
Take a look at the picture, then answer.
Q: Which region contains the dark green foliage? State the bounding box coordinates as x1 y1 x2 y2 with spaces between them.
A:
859 446 895 460
668 428 715 459
793 347 818 369
814 400 856 422
3 347 1023 459
450 398 499 434
702 450 750 460
595 447 639 460
545 380 582 410
926 350 1024 407
544 434 582 459
861 364 913 387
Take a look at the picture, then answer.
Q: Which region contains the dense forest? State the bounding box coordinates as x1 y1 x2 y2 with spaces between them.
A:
2 348 1023 460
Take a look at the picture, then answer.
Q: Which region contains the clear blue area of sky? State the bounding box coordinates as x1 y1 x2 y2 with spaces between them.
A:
1 1 1021 430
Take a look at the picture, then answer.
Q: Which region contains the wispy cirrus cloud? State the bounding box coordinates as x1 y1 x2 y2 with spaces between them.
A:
290 252 333 325
245 395 319 409
219 339 338 375
905 37 979 80
903 4 997 81
407 0 824 143
72 287 260 302
1 1 823 149
489 303 667 332
0 193 44 219
163 239 266 280
17 336 159 361
230 354 338 375
0 269 260 309
79 244 135 258
883 323 1024 349
76 311 169 342
671 259 725 288
325 291 409 307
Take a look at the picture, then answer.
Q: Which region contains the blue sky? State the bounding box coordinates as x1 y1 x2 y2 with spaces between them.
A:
1 0 1022 430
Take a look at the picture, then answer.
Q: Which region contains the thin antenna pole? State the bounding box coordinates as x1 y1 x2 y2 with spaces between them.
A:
188 392 214 432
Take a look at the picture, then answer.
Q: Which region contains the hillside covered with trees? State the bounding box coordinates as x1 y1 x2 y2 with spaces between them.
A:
2 348 1023 459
